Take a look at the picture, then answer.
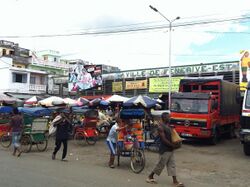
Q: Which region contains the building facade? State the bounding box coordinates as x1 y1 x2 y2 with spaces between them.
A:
0 43 48 99
84 61 239 98
30 50 69 75
50 61 239 97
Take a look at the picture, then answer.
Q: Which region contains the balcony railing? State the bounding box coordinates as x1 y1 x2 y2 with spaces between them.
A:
29 84 47 92
32 58 69 69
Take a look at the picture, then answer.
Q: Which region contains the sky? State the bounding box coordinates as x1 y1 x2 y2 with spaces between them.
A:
1 0 250 70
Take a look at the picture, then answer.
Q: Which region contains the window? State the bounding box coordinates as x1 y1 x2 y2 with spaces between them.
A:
40 76 45 84
12 73 27 83
201 85 218 90
2 49 6 56
54 57 57 62
30 76 36 84
44 56 48 61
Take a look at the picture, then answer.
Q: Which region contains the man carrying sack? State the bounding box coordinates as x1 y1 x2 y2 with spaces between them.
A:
146 112 184 187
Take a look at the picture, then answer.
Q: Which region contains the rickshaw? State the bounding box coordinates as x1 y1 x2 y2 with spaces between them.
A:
18 107 51 152
73 107 99 145
116 109 146 173
0 107 52 152
0 106 13 148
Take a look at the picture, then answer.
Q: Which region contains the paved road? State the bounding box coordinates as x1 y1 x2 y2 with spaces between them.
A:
0 138 249 187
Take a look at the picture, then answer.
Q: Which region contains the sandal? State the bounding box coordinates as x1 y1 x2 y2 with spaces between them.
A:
146 178 157 184
174 182 184 187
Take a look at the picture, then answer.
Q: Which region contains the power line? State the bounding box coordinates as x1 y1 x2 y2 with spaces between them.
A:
0 15 250 38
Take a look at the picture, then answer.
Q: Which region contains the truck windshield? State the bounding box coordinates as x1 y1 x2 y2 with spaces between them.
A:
171 99 208 113
245 90 250 109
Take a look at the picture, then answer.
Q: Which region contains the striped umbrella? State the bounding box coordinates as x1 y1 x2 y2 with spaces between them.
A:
123 95 157 108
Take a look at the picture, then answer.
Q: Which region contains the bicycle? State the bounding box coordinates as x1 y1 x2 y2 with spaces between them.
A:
0 130 32 153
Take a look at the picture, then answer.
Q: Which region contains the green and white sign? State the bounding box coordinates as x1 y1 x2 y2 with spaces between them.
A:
149 77 183 93
103 61 239 80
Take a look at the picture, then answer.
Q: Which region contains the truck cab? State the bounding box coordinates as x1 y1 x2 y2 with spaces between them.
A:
170 78 240 144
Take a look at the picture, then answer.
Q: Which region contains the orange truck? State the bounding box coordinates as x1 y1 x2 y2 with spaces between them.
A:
170 77 241 144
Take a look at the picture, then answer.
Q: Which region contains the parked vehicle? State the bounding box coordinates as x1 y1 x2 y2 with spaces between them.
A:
1 107 52 152
170 77 241 144
240 82 250 156
117 109 145 173
73 108 99 145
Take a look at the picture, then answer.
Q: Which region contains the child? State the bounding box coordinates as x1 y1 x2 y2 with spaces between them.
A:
106 117 127 168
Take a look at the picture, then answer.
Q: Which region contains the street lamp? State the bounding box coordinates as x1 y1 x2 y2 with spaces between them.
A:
149 5 180 109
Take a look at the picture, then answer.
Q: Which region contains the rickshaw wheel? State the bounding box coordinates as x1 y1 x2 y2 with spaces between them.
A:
36 140 48 152
86 137 97 145
74 132 86 146
0 133 12 148
130 148 145 173
20 135 32 153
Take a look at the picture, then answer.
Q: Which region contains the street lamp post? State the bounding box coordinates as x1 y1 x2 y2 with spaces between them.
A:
149 5 180 109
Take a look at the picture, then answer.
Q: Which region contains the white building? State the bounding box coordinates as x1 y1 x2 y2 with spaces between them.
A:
0 56 48 97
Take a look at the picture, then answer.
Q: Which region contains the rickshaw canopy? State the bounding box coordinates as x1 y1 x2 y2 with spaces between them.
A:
120 109 145 119
18 107 52 117
0 106 13 114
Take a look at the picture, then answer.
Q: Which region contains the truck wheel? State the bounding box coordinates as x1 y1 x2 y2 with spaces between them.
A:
243 144 250 156
209 130 219 145
227 124 236 139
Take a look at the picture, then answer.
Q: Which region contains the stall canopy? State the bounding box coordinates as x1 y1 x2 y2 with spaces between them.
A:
123 95 157 108
106 94 129 103
25 96 43 105
77 97 89 106
38 96 65 107
0 93 20 105
63 98 77 106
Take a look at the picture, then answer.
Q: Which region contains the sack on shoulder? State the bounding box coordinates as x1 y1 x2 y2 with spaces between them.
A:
51 115 63 126
171 128 182 143
49 123 57 135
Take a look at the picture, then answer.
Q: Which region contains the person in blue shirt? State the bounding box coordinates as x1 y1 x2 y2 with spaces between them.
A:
106 117 127 168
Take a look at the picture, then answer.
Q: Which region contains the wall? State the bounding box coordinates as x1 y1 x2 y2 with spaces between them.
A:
0 69 11 90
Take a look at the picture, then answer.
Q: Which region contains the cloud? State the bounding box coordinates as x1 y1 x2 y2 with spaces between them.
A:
0 0 249 70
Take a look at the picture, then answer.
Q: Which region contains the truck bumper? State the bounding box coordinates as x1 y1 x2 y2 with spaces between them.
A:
175 126 212 138
240 129 250 143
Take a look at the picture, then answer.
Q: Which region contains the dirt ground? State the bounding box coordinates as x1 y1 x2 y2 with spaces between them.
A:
1 136 249 187
63 136 250 187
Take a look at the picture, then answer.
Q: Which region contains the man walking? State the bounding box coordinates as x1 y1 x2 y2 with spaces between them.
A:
52 111 72 161
10 107 23 157
146 112 184 187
